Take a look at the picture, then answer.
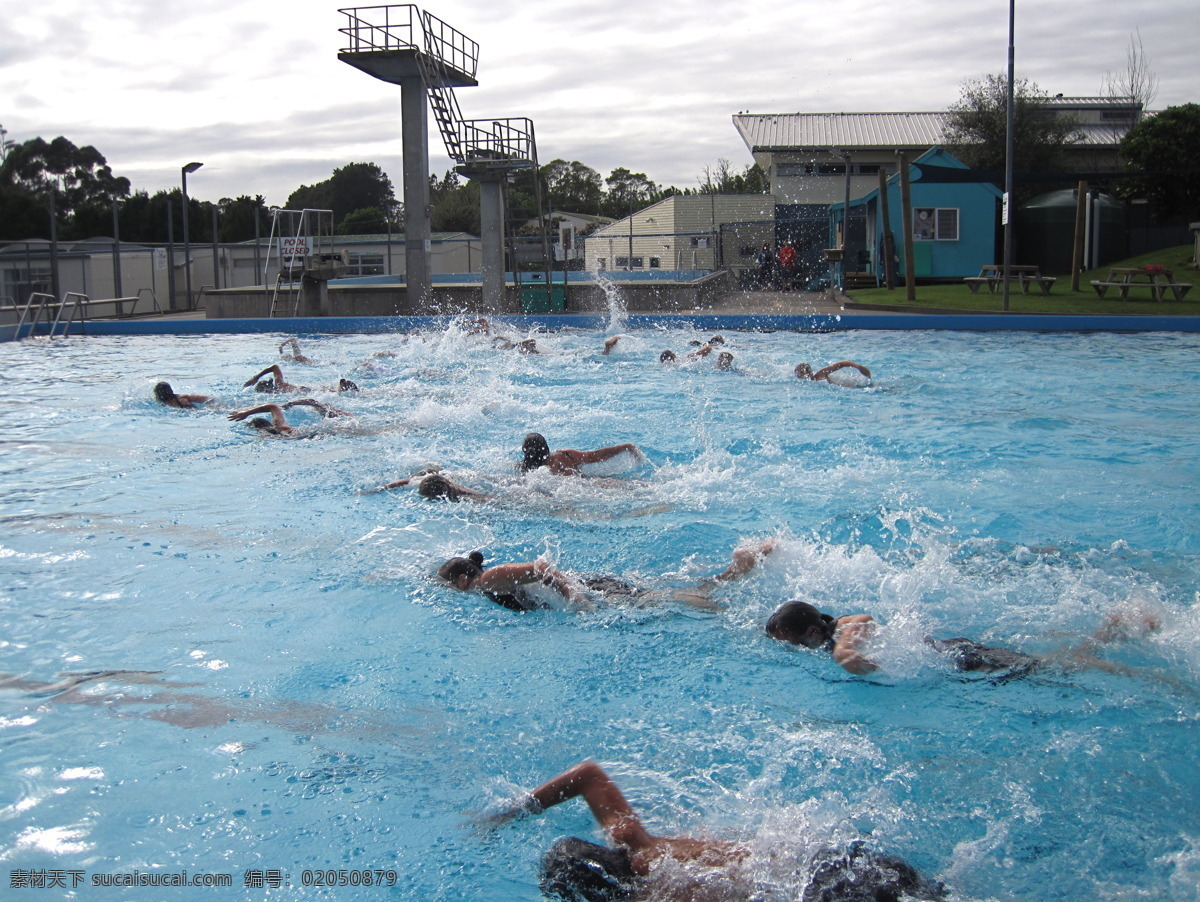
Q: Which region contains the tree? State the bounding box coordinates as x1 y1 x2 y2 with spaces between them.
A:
1119 103 1200 222
699 158 769 194
1102 30 1158 129
602 168 658 218
217 195 270 243
540 159 604 213
430 179 480 234
285 162 396 230
944 74 1082 194
0 136 131 240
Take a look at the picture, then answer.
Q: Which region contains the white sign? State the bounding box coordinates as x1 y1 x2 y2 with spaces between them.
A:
1002 192 1010 226
153 248 167 271
280 236 312 262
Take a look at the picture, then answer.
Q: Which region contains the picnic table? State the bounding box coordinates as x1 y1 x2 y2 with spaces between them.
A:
964 265 1056 296
1090 266 1192 301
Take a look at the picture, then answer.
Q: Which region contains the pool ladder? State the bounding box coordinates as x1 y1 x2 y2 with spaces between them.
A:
11 291 90 339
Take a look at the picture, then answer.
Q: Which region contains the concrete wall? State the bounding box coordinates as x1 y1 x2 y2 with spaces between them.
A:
202 272 730 319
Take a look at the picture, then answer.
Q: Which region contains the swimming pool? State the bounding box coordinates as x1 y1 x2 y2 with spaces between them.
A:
1 324 1197 900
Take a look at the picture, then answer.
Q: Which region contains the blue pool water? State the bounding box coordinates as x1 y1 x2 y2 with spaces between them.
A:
1 324 1198 900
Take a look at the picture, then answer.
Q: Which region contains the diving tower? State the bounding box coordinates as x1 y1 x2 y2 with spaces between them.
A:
338 5 549 310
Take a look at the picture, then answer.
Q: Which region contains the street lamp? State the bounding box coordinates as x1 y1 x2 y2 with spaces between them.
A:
181 161 203 308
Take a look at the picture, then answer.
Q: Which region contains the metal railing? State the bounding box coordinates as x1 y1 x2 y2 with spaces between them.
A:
460 118 536 166
337 5 478 77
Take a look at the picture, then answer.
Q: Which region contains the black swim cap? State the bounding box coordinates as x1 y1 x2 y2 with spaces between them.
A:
153 382 174 403
766 600 837 648
522 433 550 471
804 841 947 902
418 474 460 502
437 551 485 583
540 837 636 902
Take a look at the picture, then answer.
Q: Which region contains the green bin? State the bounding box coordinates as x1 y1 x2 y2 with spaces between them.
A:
520 285 566 313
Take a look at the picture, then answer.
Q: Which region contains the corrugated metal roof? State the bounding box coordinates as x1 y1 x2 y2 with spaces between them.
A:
733 112 1124 151
733 113 950 150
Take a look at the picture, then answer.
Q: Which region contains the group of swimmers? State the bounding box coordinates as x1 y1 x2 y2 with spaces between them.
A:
150 326 1165 902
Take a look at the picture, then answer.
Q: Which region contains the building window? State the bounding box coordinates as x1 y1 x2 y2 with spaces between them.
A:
817 163 846 175
346 253 385 276
913 207 959 241
596 258 606 270
649 257 661 268
775 163 806 177
856 164 882 176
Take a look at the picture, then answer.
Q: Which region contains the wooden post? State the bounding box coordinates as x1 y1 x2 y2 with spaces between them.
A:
899 153 916 302
1071 180 1088 292
877 167 895 290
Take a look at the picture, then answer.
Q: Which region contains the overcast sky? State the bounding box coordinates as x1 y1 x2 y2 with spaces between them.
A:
2 1 1194 207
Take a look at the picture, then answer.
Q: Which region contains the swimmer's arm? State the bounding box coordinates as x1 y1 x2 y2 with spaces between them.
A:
528 761 655 851
243 364 283 387
832 616 879 675
712 539 777 582
572 443 644 466
477 562 587 607
602 335 624 355
227 404 287 429
373 477 415 492
283 398 351 418
812 361 871 382
177 393 212 406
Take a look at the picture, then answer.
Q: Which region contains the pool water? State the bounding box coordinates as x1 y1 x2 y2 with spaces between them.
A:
1 324 1198 900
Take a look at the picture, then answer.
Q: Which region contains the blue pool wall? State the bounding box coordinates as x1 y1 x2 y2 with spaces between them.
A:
6 313 1200 341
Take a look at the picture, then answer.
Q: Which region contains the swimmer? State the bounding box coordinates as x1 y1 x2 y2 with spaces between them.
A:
520 432 643 476
438 540 776 613
716 351 735 371
659 350 677 364
794 361 872 383
153 381 211 409
243 365 359 394
227 398 349 435
495 337 539 354
765 600 1163 678
279 337 315 364
478 759 946 902
372 472 490 502
602 335 628 355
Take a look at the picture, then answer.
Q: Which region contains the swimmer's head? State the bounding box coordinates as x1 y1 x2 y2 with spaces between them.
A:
437 551 485 589
709 335 725 345
517 339 539 354
247 417 276 432
716 352 734 370
338 378 359 392
254 379 276 393
153 382 175 403
659 350 677 363
766 600 837 649
540 837 636 902
418 473 461 502
522 432 550 471
794 363 814 380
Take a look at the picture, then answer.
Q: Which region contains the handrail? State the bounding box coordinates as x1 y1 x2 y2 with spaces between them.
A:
15 292 56 338
137 287 164 316
50 292 90 339
338 5 479 78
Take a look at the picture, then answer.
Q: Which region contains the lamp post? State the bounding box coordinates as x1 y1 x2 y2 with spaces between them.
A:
1001 0 1015 312
181 161 203 308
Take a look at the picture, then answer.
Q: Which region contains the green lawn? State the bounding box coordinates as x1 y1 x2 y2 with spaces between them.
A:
848 245 1200 315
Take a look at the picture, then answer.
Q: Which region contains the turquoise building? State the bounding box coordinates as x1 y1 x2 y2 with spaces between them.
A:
829 146 1002 284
